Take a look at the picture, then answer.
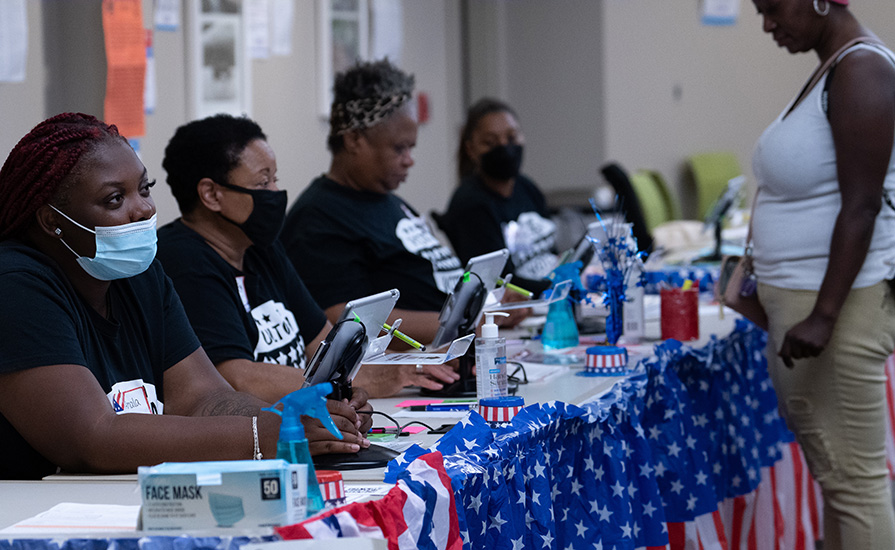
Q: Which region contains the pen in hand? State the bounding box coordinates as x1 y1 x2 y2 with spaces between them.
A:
497 277 534 298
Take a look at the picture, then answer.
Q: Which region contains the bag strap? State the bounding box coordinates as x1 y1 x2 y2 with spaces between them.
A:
821 41 895 213
823 40 895 120
784 36 881 119
745 188 758 252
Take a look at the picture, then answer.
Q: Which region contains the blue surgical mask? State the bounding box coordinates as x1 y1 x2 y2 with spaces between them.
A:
208 492 246 527
50 205 158 281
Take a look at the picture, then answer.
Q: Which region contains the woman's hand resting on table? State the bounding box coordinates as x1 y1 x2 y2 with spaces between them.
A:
399 362 460 391
352 362 460 398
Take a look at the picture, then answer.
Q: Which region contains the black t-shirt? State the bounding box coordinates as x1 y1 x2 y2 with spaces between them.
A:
280 175 464 312
157 219 327 370
439 173 556 294
0 240 200 480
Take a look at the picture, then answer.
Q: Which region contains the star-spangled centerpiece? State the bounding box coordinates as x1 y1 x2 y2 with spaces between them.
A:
585 199 646 344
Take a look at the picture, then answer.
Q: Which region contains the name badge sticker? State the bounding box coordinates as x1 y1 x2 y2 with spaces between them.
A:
108 379 163 415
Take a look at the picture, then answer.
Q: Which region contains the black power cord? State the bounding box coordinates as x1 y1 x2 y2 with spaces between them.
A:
357 410 436 439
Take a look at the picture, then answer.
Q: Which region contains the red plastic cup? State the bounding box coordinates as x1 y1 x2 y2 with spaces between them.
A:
660 288 699 341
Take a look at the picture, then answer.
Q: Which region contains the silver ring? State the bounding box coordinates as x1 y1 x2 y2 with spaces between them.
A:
415 364 424 374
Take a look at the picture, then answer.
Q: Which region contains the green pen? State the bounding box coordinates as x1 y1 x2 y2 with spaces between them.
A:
497 277 534 298
383 322 427 351
353 313 426 351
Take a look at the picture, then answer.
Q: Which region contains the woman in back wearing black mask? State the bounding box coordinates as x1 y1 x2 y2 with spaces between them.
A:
438 98 556 296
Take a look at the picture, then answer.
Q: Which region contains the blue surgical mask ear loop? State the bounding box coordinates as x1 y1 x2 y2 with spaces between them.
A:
49 204 95 260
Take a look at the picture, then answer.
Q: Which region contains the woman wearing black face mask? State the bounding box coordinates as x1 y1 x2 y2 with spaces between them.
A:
156 114 378 456
438 98 556 296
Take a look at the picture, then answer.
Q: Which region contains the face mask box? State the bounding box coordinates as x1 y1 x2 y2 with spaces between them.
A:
138 459 308 531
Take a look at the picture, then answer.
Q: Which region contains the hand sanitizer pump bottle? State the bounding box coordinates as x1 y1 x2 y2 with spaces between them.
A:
476 311 509 400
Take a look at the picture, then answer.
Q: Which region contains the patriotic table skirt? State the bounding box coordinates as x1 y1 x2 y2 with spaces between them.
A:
11 322 886 550
245 321 895 549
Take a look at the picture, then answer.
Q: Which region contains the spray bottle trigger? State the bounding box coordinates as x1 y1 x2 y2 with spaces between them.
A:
263 382 343 441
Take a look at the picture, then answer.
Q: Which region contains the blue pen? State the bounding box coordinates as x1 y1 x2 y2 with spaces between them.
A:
426 403 477 412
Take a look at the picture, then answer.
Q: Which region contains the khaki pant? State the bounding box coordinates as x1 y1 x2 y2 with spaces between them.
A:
759 281 895 550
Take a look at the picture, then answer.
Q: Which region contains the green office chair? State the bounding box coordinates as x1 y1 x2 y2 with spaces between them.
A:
628 169 678 233
687 152 743 220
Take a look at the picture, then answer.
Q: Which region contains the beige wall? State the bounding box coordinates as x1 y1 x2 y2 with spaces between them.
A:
464 0 895 217
0 1 463 228
147 1 464 226
604 0 895 215
0 1 46 169
1 1 894 227
464 0 605 207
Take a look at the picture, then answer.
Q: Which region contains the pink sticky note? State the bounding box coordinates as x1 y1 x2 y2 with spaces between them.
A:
400 426 427 434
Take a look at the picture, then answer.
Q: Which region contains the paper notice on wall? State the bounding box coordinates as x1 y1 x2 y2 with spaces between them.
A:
154 0 180 31
144 29 156 114
370 0 402 64
270 0 294 56
0 0 27 82
247 0 270 59
701 0 740 26
102 0 147 138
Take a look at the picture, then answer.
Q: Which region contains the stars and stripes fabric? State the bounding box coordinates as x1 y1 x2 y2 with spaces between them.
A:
377 320 827 550
639 341 720 523
276 320 858 550
644 320 822 550
385 396 670 549
639 320 791 520
276 451 462 550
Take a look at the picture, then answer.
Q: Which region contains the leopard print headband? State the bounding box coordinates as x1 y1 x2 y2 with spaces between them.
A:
330 92 412 136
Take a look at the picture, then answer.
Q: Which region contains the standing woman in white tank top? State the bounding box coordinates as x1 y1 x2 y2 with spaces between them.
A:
751 0 895 548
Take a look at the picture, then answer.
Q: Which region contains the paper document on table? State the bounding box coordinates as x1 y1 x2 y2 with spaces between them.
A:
368 439 416 453
511 345 587 368
344 483 393 504
0 502 139 533
512 361 570 384
391 409 471 419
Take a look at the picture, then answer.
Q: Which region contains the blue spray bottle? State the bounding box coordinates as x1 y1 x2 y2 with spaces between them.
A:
263 382 342 516
542 262 582 350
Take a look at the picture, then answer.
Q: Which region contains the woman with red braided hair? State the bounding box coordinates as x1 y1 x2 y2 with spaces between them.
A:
0 113 285 479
